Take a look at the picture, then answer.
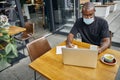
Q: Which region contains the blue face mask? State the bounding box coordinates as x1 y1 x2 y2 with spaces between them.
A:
83 17 94 25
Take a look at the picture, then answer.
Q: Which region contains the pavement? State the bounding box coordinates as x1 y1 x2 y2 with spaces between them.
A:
1 1 120 80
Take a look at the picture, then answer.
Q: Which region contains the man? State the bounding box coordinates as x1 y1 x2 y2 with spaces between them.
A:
66 2 110 54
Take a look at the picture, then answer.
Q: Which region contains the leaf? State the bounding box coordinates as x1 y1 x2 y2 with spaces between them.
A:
5 43 18 57
11 44 18 57
0 29 7 33
0 35 10 42
5 43 12 55
0 44 4 49
6 53 16 58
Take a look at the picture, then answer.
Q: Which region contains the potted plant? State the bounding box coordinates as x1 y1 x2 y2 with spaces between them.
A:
0 15 18 71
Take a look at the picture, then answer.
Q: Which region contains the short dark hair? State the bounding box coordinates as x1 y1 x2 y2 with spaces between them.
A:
82 2 95 12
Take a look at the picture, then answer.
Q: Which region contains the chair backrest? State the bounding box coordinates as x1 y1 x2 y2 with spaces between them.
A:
109 31 113 48
26 37 51 61
24 21 34 35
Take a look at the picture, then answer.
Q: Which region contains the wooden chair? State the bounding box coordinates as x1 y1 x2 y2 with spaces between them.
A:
26 37 51 80
14 21 35 53
15 21 35 41
109 31 113 48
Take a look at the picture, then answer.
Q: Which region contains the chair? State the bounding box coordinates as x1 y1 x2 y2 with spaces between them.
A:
109 31 113 48
15 21 35 41
14 21 35 53
26 37 51 80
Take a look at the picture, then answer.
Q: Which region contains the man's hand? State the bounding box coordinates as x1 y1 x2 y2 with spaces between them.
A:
97 48 102 54
66 33 74 48
66 43 75 48
98 37 110 54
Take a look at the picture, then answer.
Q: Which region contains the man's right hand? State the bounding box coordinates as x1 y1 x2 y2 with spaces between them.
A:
66 43 75 48
66 33 74 48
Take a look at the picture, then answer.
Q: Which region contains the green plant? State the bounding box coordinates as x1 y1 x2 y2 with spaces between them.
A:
0 28 18 70
0 15 18 71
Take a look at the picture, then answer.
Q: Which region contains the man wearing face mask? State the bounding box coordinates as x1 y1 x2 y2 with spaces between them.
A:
66 2 110 54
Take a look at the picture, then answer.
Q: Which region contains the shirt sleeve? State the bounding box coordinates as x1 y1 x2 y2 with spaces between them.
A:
70 19 79 36
101 20 110 38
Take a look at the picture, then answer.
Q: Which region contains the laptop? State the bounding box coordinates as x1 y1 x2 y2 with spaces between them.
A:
62 48 98 68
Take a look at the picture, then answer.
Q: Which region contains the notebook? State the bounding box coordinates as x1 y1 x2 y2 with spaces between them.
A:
62 48 98 68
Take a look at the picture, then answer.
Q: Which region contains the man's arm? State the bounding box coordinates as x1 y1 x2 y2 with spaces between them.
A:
66 33 75 48
98 37 110 54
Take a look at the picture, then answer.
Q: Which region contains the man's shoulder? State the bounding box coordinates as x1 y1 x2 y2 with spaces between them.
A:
95 16 107 22
77 18 82 21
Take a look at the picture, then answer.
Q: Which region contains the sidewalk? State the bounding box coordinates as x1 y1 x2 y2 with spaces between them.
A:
0 1 120 80
0 34 67 80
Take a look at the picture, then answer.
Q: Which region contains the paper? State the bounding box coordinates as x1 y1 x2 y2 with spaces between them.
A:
56 45 77 54
56 46 66 54
90 45 98 50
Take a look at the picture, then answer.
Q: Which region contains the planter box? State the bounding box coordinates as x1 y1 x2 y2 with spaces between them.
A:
95 5 110 18
105 2 117 12
0 50 11 72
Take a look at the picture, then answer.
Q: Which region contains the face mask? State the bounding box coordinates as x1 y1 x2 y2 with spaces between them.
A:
83 17 94 25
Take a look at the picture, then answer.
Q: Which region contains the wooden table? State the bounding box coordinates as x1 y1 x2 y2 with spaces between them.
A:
29 40 120 80
8 26 26 35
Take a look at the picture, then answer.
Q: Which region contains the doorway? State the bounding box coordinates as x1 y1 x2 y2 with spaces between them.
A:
52 0 79 34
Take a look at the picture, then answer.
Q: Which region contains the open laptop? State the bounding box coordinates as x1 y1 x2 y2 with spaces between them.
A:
62 48 98 68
